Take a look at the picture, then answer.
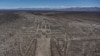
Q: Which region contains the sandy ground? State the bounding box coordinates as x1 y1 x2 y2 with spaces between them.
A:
35 35 51 56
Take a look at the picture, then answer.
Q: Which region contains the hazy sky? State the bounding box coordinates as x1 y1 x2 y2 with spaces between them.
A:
0 0 100 9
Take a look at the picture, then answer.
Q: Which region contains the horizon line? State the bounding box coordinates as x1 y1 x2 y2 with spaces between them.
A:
0 6 100 9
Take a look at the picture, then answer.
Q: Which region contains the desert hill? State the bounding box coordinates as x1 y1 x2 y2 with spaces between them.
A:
0 11 100 56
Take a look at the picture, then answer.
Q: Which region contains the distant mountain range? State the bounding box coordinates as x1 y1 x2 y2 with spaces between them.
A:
0 7 100 11
57 7 100 11
16 8 53 10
